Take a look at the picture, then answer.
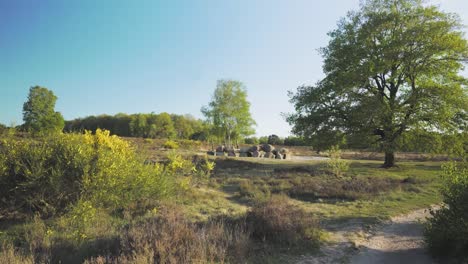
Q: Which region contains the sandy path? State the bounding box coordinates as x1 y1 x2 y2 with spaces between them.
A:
296 206 437 264
349 206 437 264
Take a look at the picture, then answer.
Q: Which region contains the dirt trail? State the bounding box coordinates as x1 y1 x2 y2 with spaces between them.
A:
349 206 437 264
297 206 438 264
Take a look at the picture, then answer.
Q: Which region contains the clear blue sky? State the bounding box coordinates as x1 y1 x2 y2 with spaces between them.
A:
1 0 467 136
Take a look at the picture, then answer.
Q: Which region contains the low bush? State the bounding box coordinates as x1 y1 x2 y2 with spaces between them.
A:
163 140 179 149
424 162 468 261
247 195 322 247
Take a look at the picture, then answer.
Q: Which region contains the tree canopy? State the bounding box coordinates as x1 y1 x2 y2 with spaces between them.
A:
22 86 65 134
202 80 256 148
288 0 468 167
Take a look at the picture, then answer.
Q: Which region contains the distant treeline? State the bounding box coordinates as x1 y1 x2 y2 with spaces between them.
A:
64 113 208 140
2 119 466 156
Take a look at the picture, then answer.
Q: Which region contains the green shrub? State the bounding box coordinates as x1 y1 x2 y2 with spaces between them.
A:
424 162 468 261
191 155 215 186
326 145 349 177
163 140 179 149
0 129 175 217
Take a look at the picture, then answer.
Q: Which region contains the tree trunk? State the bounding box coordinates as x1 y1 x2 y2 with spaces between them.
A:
383 151 396 168
227 131 231 150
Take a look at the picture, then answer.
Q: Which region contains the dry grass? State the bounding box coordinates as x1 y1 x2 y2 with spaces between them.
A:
86 205 251 264
247 195 322 248
0 244 34 264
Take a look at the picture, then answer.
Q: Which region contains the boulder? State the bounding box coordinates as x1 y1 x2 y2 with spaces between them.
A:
279 148 290 154
249 145 260 152
240 147 251 153
261 144 275 152
275 153 283 159
228 151 237 157
252 150 265 158
264 152 275 159
215 152 226 157
216 145 225 152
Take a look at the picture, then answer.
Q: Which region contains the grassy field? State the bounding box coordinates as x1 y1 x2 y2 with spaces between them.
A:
186 157 443 223
0 135 445 263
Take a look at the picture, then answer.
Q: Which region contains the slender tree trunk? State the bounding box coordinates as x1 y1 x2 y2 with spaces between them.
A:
383 151 395 168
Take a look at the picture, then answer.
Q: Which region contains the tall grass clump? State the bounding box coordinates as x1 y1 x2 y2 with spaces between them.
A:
424 162 468 261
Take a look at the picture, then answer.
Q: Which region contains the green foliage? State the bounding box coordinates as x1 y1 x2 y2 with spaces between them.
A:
202 80 256 148
0 129 175 217
244 137 259 144
424 162 468 260
283 136 306 146
258 136 268 144
288 0 468 167
396 130 468 157
267 134 284 145
163 140 179 149
326 145 350 177
130 112 176 139
22 86 65 134
191 155 215 186
65 113 205 140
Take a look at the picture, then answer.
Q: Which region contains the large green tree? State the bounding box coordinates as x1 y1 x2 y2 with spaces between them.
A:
288 0 468 167
23 86 65 134
202 80 256 148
